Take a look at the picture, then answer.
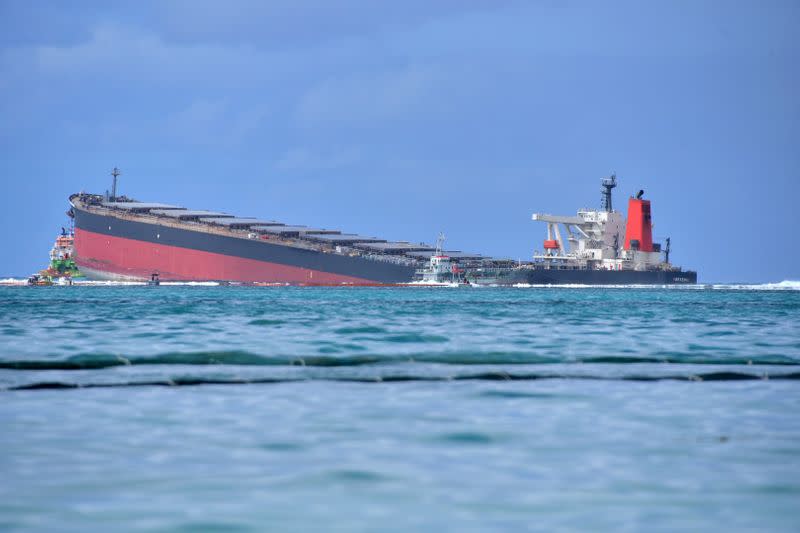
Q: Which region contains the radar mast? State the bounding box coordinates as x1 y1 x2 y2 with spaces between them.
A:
110 167 121 201
600 173 617 212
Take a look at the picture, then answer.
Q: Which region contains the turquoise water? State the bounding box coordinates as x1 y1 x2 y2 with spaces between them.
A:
1 285 799 531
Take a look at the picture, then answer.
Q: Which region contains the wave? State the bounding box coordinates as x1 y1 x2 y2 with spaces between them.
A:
1 351 798 370
510 281 800 290
50 280 220 287
509 283 680 289
75 280 221 286
160 281 220 286
710 280 800 291
73 280 145 286
3 279 798 289
7 370 800 391
0 351 384 369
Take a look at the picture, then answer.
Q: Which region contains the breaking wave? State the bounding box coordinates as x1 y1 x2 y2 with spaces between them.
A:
709 280 800 291
511 281 800 290
8 370 800 391
2 350 799 371
2 279 799 289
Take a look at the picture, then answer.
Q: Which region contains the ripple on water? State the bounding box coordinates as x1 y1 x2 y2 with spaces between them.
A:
699 330 737 337
437 431 496 445
478 389 561 399
382 333 449 343
334 326 388 334
316 343 367 354
130 331 169 339
174 522 251 532
248 318 285 326
326 469 387 483
259 442 305 452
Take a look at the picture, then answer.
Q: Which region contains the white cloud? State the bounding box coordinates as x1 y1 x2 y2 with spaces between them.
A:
31 24 269 87
161 98 274 146
275 146 363 171
295 65 442 128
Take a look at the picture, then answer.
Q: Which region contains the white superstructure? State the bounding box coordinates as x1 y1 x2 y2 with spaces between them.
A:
531 175 670 271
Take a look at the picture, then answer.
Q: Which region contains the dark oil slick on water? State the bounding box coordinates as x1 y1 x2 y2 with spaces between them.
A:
1 285 799 531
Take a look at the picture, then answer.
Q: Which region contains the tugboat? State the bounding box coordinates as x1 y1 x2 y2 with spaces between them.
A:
411 234 469 286
31 227 83 285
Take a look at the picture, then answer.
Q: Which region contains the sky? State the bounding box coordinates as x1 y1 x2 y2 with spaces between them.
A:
0 0 798 282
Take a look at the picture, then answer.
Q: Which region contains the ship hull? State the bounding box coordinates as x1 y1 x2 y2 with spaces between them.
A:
73 208 417 284
491 267 697 285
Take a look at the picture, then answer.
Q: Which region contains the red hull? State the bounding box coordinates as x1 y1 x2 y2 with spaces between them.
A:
74 228 375 284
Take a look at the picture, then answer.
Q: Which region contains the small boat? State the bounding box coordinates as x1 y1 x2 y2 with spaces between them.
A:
27 275 53 286
409 233 471 287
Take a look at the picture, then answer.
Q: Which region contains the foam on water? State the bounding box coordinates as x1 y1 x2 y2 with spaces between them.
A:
0 278 25 286
4 277 798 289
73 280 145 286
512 280 800 290
710 280 800 291
160 281 221 286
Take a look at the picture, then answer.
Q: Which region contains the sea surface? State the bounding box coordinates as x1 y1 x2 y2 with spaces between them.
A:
1 283 799 531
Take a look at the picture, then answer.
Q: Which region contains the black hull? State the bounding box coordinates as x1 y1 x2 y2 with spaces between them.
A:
494 267 697 285
73 208 418 284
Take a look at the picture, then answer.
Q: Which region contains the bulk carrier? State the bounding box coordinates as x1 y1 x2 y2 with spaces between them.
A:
67 170 696 285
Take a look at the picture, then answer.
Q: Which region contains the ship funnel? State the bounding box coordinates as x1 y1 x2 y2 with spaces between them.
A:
624 196 654 252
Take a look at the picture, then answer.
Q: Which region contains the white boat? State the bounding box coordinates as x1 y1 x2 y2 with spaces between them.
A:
409 233 470 286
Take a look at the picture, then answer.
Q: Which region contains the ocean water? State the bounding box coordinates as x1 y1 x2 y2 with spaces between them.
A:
1 284 799 531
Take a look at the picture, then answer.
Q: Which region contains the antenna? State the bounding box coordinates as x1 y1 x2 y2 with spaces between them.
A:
110 167 121 200
600 173 617 212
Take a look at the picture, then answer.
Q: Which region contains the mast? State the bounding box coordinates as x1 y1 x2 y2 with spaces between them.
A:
110 167 121 200
435 232 445 256
600 173 617 212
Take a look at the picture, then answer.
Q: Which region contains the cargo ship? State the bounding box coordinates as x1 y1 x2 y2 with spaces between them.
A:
68 170 696 285
467 175 697 285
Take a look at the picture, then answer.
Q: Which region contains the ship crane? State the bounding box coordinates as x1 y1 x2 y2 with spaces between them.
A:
531 175 629 266
533 213 584 257
532 212 621 259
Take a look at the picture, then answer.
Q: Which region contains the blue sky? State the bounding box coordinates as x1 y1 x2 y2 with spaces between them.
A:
1 0 797 282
